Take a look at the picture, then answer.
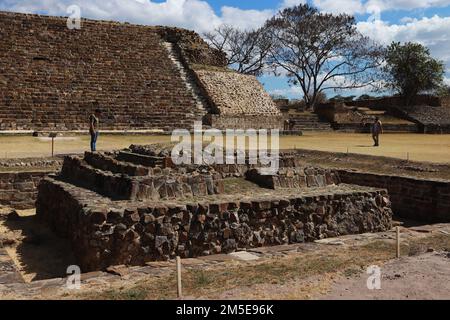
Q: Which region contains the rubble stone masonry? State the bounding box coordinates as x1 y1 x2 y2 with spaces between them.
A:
338 170 450 223
195 70 283 129
0 11 282 132
37 177 392 271
0 171 54 209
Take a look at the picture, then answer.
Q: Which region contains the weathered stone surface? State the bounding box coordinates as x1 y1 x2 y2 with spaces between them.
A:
59 154 225 201
246 167 338 190
195 70 280 117
0 170 55 209
36 176 393 272
338 170 450 223
0 11 279 132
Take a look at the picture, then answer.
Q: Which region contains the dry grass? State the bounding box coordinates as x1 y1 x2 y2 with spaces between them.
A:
281 132 450 164
78 242 393 300
75 233 450 300
1 132 449 164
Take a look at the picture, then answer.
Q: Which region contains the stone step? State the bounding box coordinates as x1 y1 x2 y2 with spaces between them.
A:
116 151 166 168
84 152 151 176
162 41 210 116
60 156 138 201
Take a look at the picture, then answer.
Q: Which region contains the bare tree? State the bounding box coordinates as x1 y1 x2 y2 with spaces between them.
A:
203 25 272 76
265 4 384 110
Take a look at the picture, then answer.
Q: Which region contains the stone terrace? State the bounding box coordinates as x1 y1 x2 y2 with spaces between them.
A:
397 105 450 133
0 11 226 131
36 145 393 271
0 11 284 132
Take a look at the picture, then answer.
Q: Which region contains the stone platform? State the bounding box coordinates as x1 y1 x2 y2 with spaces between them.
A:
36 147 393 271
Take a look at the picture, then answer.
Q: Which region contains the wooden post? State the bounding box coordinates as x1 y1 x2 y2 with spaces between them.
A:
396 226 401 258
49 132 57 157
176 256 182 298
51 136 55 157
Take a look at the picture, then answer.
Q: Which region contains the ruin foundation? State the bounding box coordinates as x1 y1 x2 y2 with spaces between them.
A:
36 147 393 271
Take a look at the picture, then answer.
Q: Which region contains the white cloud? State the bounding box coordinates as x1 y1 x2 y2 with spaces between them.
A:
358 15 450 66
269 87 303 97
444 77 450 85
280 0 307 9
301 0 450 15
221 6 273 30
365 0 450 13
313 0 366 15
0 0 270 33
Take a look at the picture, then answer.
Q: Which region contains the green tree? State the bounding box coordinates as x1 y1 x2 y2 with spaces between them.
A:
384 42 445 105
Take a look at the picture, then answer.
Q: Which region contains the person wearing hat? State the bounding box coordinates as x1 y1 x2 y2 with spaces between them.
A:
89 109 101 152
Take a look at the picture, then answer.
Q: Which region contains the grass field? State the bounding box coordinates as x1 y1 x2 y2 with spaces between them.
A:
0 132 449 164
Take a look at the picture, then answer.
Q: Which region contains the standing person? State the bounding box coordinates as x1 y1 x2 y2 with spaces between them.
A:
371 117 383 147
89 109 101 152
284 119 290 132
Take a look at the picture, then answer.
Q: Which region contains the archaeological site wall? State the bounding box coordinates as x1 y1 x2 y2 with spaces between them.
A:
338 170 450 223
343 96 450 133
346 95 442 109
0 11 280 132
37 176 391 271
0 171 52 209
195 70 282 129
0 158 61 209
34 146 393 271
393 105 450 134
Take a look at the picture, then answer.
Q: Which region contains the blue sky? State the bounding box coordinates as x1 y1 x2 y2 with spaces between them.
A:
1 0 450 99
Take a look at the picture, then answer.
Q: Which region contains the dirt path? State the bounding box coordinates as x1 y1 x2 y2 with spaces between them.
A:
207 251 450 300
321 251 450 300
2 207 450 300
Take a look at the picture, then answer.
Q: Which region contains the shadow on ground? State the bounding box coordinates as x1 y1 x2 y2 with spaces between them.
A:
4 214 76 281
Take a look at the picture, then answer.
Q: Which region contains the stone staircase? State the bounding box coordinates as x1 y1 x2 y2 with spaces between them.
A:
288 112 333 132
162 41 210 119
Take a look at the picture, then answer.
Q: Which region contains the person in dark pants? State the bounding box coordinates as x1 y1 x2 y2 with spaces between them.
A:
371 117 383 147
89 109 101 152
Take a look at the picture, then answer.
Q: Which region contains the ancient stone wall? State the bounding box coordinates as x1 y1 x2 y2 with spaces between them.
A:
0 11 281 132
195 70 280 116
441 96 450 107
316 102 421 133
60 155 224 201
37 177 392 271
157 28 227 67
206 115 283 130
346 95 442 109
393 105 450 134
337 170 450 223
332 122 420 133
0 12 211 131
246 167 340 189
0 171 53 209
